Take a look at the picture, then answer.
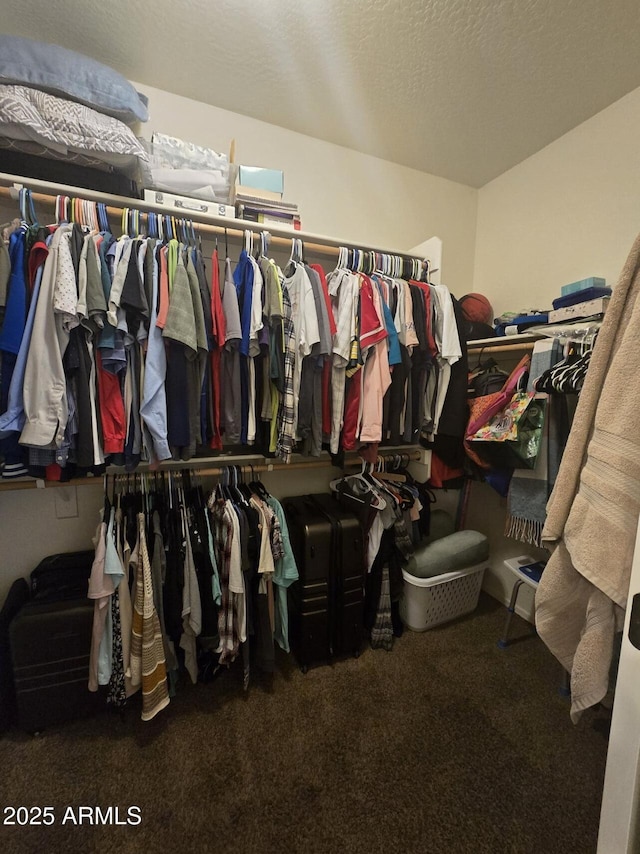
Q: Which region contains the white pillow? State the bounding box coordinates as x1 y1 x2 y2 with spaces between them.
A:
0 85 148 172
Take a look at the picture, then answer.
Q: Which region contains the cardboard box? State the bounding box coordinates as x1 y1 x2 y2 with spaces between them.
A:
143 190 235 219
560 276 606 297
548 296 610 323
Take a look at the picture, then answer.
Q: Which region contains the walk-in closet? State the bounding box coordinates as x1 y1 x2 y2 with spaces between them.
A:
0 4 638 853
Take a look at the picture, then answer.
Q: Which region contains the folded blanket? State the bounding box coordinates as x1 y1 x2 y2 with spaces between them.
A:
552 286 612 310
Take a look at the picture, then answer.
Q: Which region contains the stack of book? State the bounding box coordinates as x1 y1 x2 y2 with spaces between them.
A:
548 276 611 323
234 165 301 230
235 188 301 231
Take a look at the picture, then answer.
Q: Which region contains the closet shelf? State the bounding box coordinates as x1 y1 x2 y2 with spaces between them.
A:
468 318 604 354
0 450 424 492
467 333 542 354
0 172 440 267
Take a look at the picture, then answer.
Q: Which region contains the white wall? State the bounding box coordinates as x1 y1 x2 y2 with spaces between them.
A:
468 84 640 620
136 82 478 296
0 84 478 600
473 85 640 319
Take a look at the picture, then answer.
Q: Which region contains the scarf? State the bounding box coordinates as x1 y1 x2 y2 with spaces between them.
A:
505 338 567 546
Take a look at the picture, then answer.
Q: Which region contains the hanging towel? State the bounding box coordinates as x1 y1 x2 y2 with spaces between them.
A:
130 513 170 721
536 232 640 722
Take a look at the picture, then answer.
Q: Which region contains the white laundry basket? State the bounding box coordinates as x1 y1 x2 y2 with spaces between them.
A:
400 562 486 631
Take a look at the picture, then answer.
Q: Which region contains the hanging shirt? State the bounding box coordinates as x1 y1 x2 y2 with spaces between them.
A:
87 519 115 692
275 285 297 463
267 495 299 653
248 255 264 357
140 242 171 462
0 234 49 437
0 227 27 356
327 269 359 454
20 224 73 448
233 250 254 358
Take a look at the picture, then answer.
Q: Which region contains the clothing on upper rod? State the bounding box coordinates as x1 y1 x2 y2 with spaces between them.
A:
0 190 466 481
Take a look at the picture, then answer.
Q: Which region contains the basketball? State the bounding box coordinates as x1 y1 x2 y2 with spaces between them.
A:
460 293 494 325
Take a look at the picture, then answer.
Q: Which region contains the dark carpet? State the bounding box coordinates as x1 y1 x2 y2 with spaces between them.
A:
0 594 609 854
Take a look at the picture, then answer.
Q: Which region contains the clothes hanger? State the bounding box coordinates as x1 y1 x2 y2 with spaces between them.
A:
288 236 298 267
372 455 406 483
249 465 270 501
260 230 270 259
330 461 387 510
190 219 200 252
54 194 63 225
97 202 109 232
19 188 37 227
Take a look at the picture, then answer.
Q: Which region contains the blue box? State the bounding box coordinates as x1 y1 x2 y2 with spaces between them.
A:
237 165 284 195
561 276 606 297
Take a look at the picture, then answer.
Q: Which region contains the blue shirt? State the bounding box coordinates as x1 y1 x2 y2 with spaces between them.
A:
374 279 401 366
233 250 254 358
0 234 49 436
0 228 27 355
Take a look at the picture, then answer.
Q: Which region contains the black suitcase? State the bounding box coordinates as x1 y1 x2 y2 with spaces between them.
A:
282 496 333 671
308 493 365 659
30 550 94 601
0 578 30 733
10 597 101 732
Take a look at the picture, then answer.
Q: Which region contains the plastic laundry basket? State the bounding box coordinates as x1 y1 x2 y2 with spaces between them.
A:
400 562 486 631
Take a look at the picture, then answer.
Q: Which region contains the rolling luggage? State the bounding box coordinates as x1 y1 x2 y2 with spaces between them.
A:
308 493 365 660
283 494 365 672
10 597 100 732
283 496 332 672
8 550 99 732
0 578 30 733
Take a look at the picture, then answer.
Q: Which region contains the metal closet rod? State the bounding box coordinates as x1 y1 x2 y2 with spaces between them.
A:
0 451 423 493
0 181 423 265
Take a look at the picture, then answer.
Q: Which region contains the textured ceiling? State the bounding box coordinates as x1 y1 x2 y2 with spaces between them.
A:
2 0 640 186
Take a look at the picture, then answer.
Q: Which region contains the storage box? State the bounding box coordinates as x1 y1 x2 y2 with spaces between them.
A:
144 133 234 204
548 296 609 323
143 189 235 219
237 165 284 195
560 276 606 297
399 562 486 631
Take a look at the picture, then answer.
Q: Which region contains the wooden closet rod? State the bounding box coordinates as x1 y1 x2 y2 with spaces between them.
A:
0 451 423 493
0 181 426 264
467 341 537 354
